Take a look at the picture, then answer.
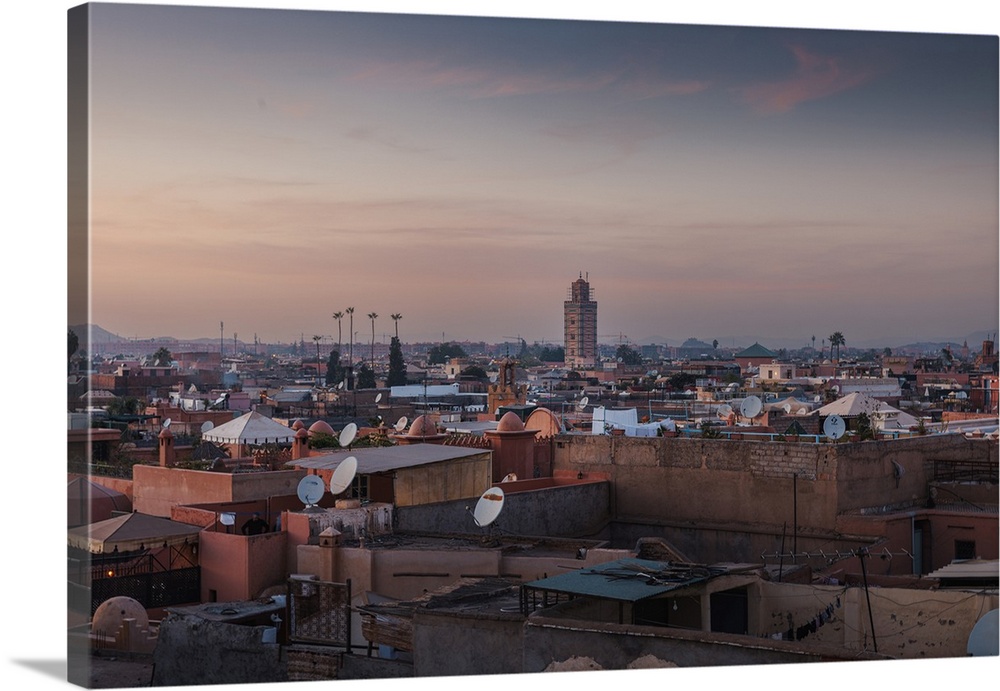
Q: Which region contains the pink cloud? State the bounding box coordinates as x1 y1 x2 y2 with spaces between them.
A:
738 45 877 114
349 59 708 100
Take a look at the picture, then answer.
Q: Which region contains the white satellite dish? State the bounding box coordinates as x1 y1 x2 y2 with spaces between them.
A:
162 418 172 429
500 472 517 483
375 393 383 403
201 421 214 433
956 391 968 400
717 404 733 419
329 456 358 495
783 403 792 414
219 512 236 526
740 396 763 420
296 475 325 507
394 416 408 432
830 385 840 394
472 487 505 528
823 414 847 440
339 422 358 448
577 396 590 410
337 381 345 390
967 609 999 656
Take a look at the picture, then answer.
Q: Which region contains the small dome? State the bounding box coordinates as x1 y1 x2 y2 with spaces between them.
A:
308 420 336 436
496 411 525 432
295 427 310 440
291 419 306 431
158 427 173 439
408 415 438 437
92 596 149 634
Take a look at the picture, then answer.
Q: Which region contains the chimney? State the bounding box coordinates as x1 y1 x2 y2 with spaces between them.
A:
158 427 175 468
292 427 310 460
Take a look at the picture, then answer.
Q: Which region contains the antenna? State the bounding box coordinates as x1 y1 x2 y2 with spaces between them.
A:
471 487 505 528
823 414 847 440
329 456 358 496
296 475 325 511
339 422 358 448
739 395 762 421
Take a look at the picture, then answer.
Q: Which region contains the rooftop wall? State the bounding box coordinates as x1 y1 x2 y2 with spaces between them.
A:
551 434 996 533
133 466 305 517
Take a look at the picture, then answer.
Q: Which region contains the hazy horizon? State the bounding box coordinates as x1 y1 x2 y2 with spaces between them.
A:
83 3 999 350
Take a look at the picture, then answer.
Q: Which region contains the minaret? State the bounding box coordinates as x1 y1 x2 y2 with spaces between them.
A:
564 273 597 367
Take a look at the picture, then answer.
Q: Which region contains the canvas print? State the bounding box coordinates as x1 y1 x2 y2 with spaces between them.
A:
67 2 999 688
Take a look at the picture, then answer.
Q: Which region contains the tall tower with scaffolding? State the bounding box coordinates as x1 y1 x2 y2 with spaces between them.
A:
564 273 597 368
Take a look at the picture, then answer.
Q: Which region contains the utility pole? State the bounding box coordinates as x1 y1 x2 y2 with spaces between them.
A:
220 321 224 357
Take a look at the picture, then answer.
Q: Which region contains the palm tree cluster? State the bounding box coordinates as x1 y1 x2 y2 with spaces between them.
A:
329 308 403 388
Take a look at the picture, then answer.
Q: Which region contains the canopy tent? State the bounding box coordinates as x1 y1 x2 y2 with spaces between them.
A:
67 477 132 528
201 410 295 445
68 512 202 554
813 391 920 431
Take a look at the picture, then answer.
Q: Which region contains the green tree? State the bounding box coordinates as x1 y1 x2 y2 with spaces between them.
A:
152 347 172 367
325 349 347 386
356 363 376 389
106 396 142 417
386 337 407 387
538 346 565 362
68 329 79 359
428 342 467 365
615 344 642 366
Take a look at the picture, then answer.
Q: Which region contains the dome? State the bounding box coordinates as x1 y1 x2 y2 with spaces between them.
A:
308 420 336 436
291 419 306 431
295 427 310 440
407 415 439 437
496 411 525 432
92 596 149 634
158 427 173 439
525 407 562 437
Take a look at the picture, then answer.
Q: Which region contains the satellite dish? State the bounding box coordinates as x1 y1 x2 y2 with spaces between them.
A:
394 416 408 432
337 381 345 390
830 385 840 394
783 403 792 414
339 422 358 448
967 609 999 656
823 414 847 440
717 404 733 419
375 393 383 403
162 418 172 429
329 456 358 495
472 487 505 528
201 421 214 433
577 396 590 410
500 472 517 483
740 396 763 420
296 475 325 507
956 391 968 400
219 512 235 526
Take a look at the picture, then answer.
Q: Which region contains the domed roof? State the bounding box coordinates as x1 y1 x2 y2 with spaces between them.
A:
525 407 562 437
291 419 306 430
92 596 149 634
407 415 439 437
295 427 310 440
308 420 336 436
496 411 526 432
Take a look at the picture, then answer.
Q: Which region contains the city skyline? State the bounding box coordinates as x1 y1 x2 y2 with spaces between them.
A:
84 3 998 348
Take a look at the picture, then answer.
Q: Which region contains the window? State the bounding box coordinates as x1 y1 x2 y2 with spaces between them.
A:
955 540 976 560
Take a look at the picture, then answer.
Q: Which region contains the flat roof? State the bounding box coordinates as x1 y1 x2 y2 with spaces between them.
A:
522 558 731 603
287 444 490 474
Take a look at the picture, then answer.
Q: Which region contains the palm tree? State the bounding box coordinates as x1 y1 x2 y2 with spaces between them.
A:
391 313 402 340
368 312 378 368
332 311 344 359
345 307 355 390
312 335 322 385
829 332 846 361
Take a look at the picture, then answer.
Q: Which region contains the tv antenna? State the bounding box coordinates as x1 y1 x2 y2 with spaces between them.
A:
823 414 847 441
296 475 326 512
339 422 358 449
329 456 358 497
739 395 762 422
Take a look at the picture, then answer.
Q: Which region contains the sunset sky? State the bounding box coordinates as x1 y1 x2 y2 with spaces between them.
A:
83 2 998 349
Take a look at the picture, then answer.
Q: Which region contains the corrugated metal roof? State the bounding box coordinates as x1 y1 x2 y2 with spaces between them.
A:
287 444 490 475
522 558 728 603
927 559 999 580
